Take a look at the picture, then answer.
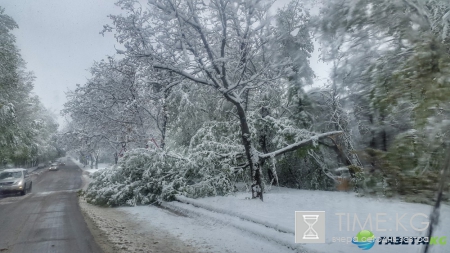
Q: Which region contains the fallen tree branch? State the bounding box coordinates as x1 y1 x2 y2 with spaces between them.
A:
259 131 343 160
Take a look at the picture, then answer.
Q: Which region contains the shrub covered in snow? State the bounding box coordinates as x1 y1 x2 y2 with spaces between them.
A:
84 148 237 207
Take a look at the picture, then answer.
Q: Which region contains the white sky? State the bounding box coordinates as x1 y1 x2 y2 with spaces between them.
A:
0 0 329 128
0 0 122 127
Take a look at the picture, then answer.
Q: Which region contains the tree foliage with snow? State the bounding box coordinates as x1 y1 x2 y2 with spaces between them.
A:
0 7 60 167
107 0 343 200
66 0 346 203
85 148 237 206
67 0 450 207
319 0 450 201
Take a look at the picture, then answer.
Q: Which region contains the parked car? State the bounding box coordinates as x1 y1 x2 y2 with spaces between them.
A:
49 163 59 171
0 169 32 195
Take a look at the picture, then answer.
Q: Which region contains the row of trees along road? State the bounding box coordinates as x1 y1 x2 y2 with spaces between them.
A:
63 0 450 205
0 8 61 168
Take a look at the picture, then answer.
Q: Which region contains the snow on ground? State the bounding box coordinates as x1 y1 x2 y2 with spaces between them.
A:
68 156 114 175
74 156 449 253
79 181 450 253
80 185 450 253
165 187 450 253
118 205 298 253
79 197 294 253
79 198 200 253
83 163 114 174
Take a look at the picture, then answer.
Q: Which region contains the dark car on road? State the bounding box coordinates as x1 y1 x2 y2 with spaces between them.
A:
0 169 32 195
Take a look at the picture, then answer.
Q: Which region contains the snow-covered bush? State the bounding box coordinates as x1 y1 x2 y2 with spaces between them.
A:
84 147 237 207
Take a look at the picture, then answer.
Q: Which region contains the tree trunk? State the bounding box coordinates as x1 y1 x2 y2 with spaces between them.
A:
227 94 263 201
369 114 377 149
328 137 352 166
79 151 85 166
160 88 169 150
259 107 278 186
380 112 388 151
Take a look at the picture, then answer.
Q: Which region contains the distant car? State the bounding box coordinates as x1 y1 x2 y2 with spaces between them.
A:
49 163 59 171
58 161 65 166
0 169 32 195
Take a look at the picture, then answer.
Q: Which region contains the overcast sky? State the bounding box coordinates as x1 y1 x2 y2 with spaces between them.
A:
0 0 329 128
0 0 122 127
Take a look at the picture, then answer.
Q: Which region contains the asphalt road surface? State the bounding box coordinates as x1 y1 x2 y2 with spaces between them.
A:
0 160 103 253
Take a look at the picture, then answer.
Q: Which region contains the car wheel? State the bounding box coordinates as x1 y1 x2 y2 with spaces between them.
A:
21 184 27 196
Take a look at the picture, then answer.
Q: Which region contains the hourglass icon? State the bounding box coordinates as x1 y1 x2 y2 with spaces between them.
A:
303 215 319 239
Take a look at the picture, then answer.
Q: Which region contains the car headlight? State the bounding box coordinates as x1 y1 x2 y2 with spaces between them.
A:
13 180 23 186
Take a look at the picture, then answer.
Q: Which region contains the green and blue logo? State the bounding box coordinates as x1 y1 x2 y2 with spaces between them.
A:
352 230 376 250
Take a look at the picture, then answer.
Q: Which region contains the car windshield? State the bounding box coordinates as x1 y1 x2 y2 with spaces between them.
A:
0 171 22 180
1 1 450 253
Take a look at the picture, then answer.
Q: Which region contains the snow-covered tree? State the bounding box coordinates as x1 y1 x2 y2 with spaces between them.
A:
319 0 450 200
0 7 59 166
101 0 342 200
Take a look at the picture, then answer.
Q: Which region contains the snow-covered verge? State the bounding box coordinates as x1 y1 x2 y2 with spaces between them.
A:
84 163 114 175
160 200 313 252
79 171 201 253
73 152 449 253
68 156 114 175
79 196 297 253
117 204 299 253
161 187 450 253
79 198 200 253
79 184 450 253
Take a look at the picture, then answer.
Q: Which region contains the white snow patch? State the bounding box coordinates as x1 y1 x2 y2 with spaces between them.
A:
170 187 450 253
84 163 114 175
68 156 114 175
119 205 297 253
80 178 449 253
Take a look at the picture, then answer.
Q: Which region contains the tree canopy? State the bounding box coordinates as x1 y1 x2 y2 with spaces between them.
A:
0 7 60 167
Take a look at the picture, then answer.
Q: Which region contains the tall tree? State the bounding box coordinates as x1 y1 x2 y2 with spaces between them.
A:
103 0 342 200
0 7 59 166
